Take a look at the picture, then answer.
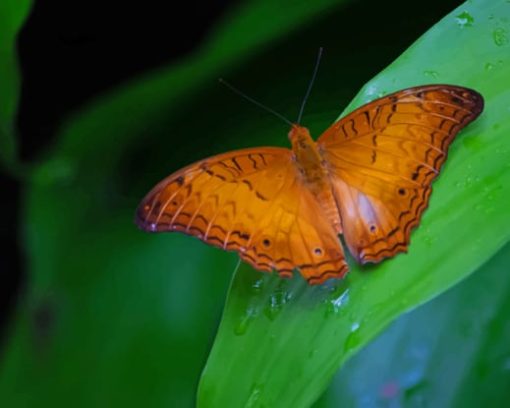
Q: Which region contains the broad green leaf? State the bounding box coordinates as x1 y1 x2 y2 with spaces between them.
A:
317 242 510 407
0 0 32 172
198 1 510 406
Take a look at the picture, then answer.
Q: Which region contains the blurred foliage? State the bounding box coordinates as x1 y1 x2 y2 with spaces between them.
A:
0 0 32 172
1 0 509 407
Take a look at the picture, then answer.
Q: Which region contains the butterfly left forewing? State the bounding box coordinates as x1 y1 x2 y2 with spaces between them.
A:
318 85 483 263
136 147 348 284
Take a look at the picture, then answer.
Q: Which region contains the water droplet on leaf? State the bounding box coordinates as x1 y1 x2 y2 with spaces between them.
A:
423 70 439 78
264 289 291 321
455 11 474 28
328 289 350 315
234 306 257 335
246 384 264 408
493 27 508 46
251 279 264 293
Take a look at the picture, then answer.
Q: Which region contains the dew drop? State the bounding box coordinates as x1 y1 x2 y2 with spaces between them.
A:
485 62 495 71
366 85 378 96
455 11 474 28
149 223 157 231
493 27 509 46
264 289 291 321
351 321 360 332
423 70 439 79
246 384 263 407
251 278 264 293
343 327 362 354
234 306 257 335
327 289 350 316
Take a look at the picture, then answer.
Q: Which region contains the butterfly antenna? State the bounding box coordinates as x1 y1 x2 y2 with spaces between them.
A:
297 47 323 124
219 78 293 126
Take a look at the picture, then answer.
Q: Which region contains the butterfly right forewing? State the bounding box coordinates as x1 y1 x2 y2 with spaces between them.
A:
318 85 484 263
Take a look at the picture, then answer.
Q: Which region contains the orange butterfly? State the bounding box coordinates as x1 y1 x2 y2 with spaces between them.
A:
136 84 483 284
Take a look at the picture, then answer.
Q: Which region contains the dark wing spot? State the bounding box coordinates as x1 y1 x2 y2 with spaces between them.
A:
370 225 376 233
176 176 184 186
263 239 271 247
314 248 323 256
398 188 406 196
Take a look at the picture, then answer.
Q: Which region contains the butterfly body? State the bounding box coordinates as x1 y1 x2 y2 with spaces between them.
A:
289 125 343 234
137 85 483 284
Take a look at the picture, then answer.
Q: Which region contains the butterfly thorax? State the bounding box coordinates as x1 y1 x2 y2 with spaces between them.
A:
289 125 342 233
289 125 325 182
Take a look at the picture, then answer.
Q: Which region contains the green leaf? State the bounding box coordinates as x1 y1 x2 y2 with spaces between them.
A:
317 242 510 407
0 0 33 172
198 1 510 406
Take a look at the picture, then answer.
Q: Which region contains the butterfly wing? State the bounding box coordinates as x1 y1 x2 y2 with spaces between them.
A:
136 147 348 284
317 85 484 263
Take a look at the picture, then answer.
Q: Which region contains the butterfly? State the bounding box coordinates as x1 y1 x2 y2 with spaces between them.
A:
136 84 483 285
